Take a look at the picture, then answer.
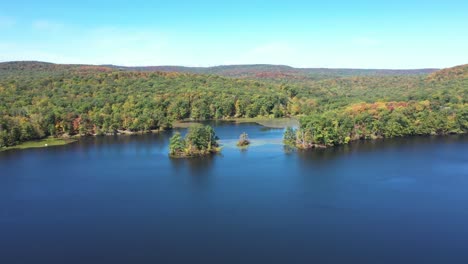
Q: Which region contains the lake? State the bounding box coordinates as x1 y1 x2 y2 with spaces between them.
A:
0 121 467 264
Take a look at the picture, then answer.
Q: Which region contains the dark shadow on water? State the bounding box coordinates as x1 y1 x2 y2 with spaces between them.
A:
283 145 296 155
238 146 249 153
170 155 217 190
170 155 216 176
295 134 468 168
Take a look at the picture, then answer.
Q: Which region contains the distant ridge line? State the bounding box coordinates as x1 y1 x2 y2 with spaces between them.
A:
0 60 456 79
0 60 440 71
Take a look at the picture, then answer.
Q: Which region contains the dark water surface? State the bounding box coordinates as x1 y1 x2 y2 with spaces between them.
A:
1 122 467 264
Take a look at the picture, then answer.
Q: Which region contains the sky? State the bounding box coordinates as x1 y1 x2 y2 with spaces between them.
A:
0 0 467 68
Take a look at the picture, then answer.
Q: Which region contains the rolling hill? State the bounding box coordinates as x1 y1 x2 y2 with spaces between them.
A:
107 64 439 80
0 61 439 81
427 64 468 81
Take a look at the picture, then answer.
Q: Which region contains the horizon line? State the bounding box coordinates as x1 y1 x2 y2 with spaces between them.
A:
2 60 463 71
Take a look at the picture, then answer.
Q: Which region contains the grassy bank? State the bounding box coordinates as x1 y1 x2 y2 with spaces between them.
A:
172 121 203 128
173 117 299 129
233 117 299 128
1 137 77 152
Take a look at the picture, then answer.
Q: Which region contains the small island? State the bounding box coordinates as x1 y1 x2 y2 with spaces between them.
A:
236 132 250 148
169 124 220 158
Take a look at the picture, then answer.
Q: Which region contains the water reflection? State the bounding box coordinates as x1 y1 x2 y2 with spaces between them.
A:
169 155 216 191
170 155 216 177
283 145 296 155
295 135 467 165
239 147 249 153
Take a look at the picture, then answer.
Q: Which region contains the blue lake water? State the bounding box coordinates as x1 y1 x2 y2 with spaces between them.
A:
0 121 467 263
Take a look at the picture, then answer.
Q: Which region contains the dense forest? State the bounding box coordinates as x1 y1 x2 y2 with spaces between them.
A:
286 101 467 148
0 62 292 147
285 65 468 148
0 61 466 148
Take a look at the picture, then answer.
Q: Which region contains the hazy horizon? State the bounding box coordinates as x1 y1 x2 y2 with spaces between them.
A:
0 60 456 70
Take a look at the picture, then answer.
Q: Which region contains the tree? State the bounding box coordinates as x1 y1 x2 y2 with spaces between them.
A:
185 124 218 151
0 130 6 148
237 132 250 147
283 127 296 146
169 132 185 156
170 125 220 157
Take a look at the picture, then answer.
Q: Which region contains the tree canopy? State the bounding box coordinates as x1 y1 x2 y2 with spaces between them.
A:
169 125 219 157
0 61 466 149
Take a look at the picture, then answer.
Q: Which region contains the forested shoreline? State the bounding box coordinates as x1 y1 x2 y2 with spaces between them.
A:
285 101 467 149
0 63 291 147
0 61 466 149
284 65 468 148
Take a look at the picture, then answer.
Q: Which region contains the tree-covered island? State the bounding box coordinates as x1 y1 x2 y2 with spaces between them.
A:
169 124 220 158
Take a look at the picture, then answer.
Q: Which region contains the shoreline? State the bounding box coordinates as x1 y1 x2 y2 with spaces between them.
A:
173 117 299 129
3 118 465 152
0 137 78 152
287 131 467 150
0 129 165 152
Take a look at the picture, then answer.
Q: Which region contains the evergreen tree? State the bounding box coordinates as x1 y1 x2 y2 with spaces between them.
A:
283 127 296 146
169 132 185 156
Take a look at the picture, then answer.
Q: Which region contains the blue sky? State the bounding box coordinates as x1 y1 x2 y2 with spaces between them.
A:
1 0 467 68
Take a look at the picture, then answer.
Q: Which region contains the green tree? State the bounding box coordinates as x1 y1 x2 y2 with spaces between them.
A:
283 127 296 146
169 132 185 156
185 124 218 152
237 132 250 147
